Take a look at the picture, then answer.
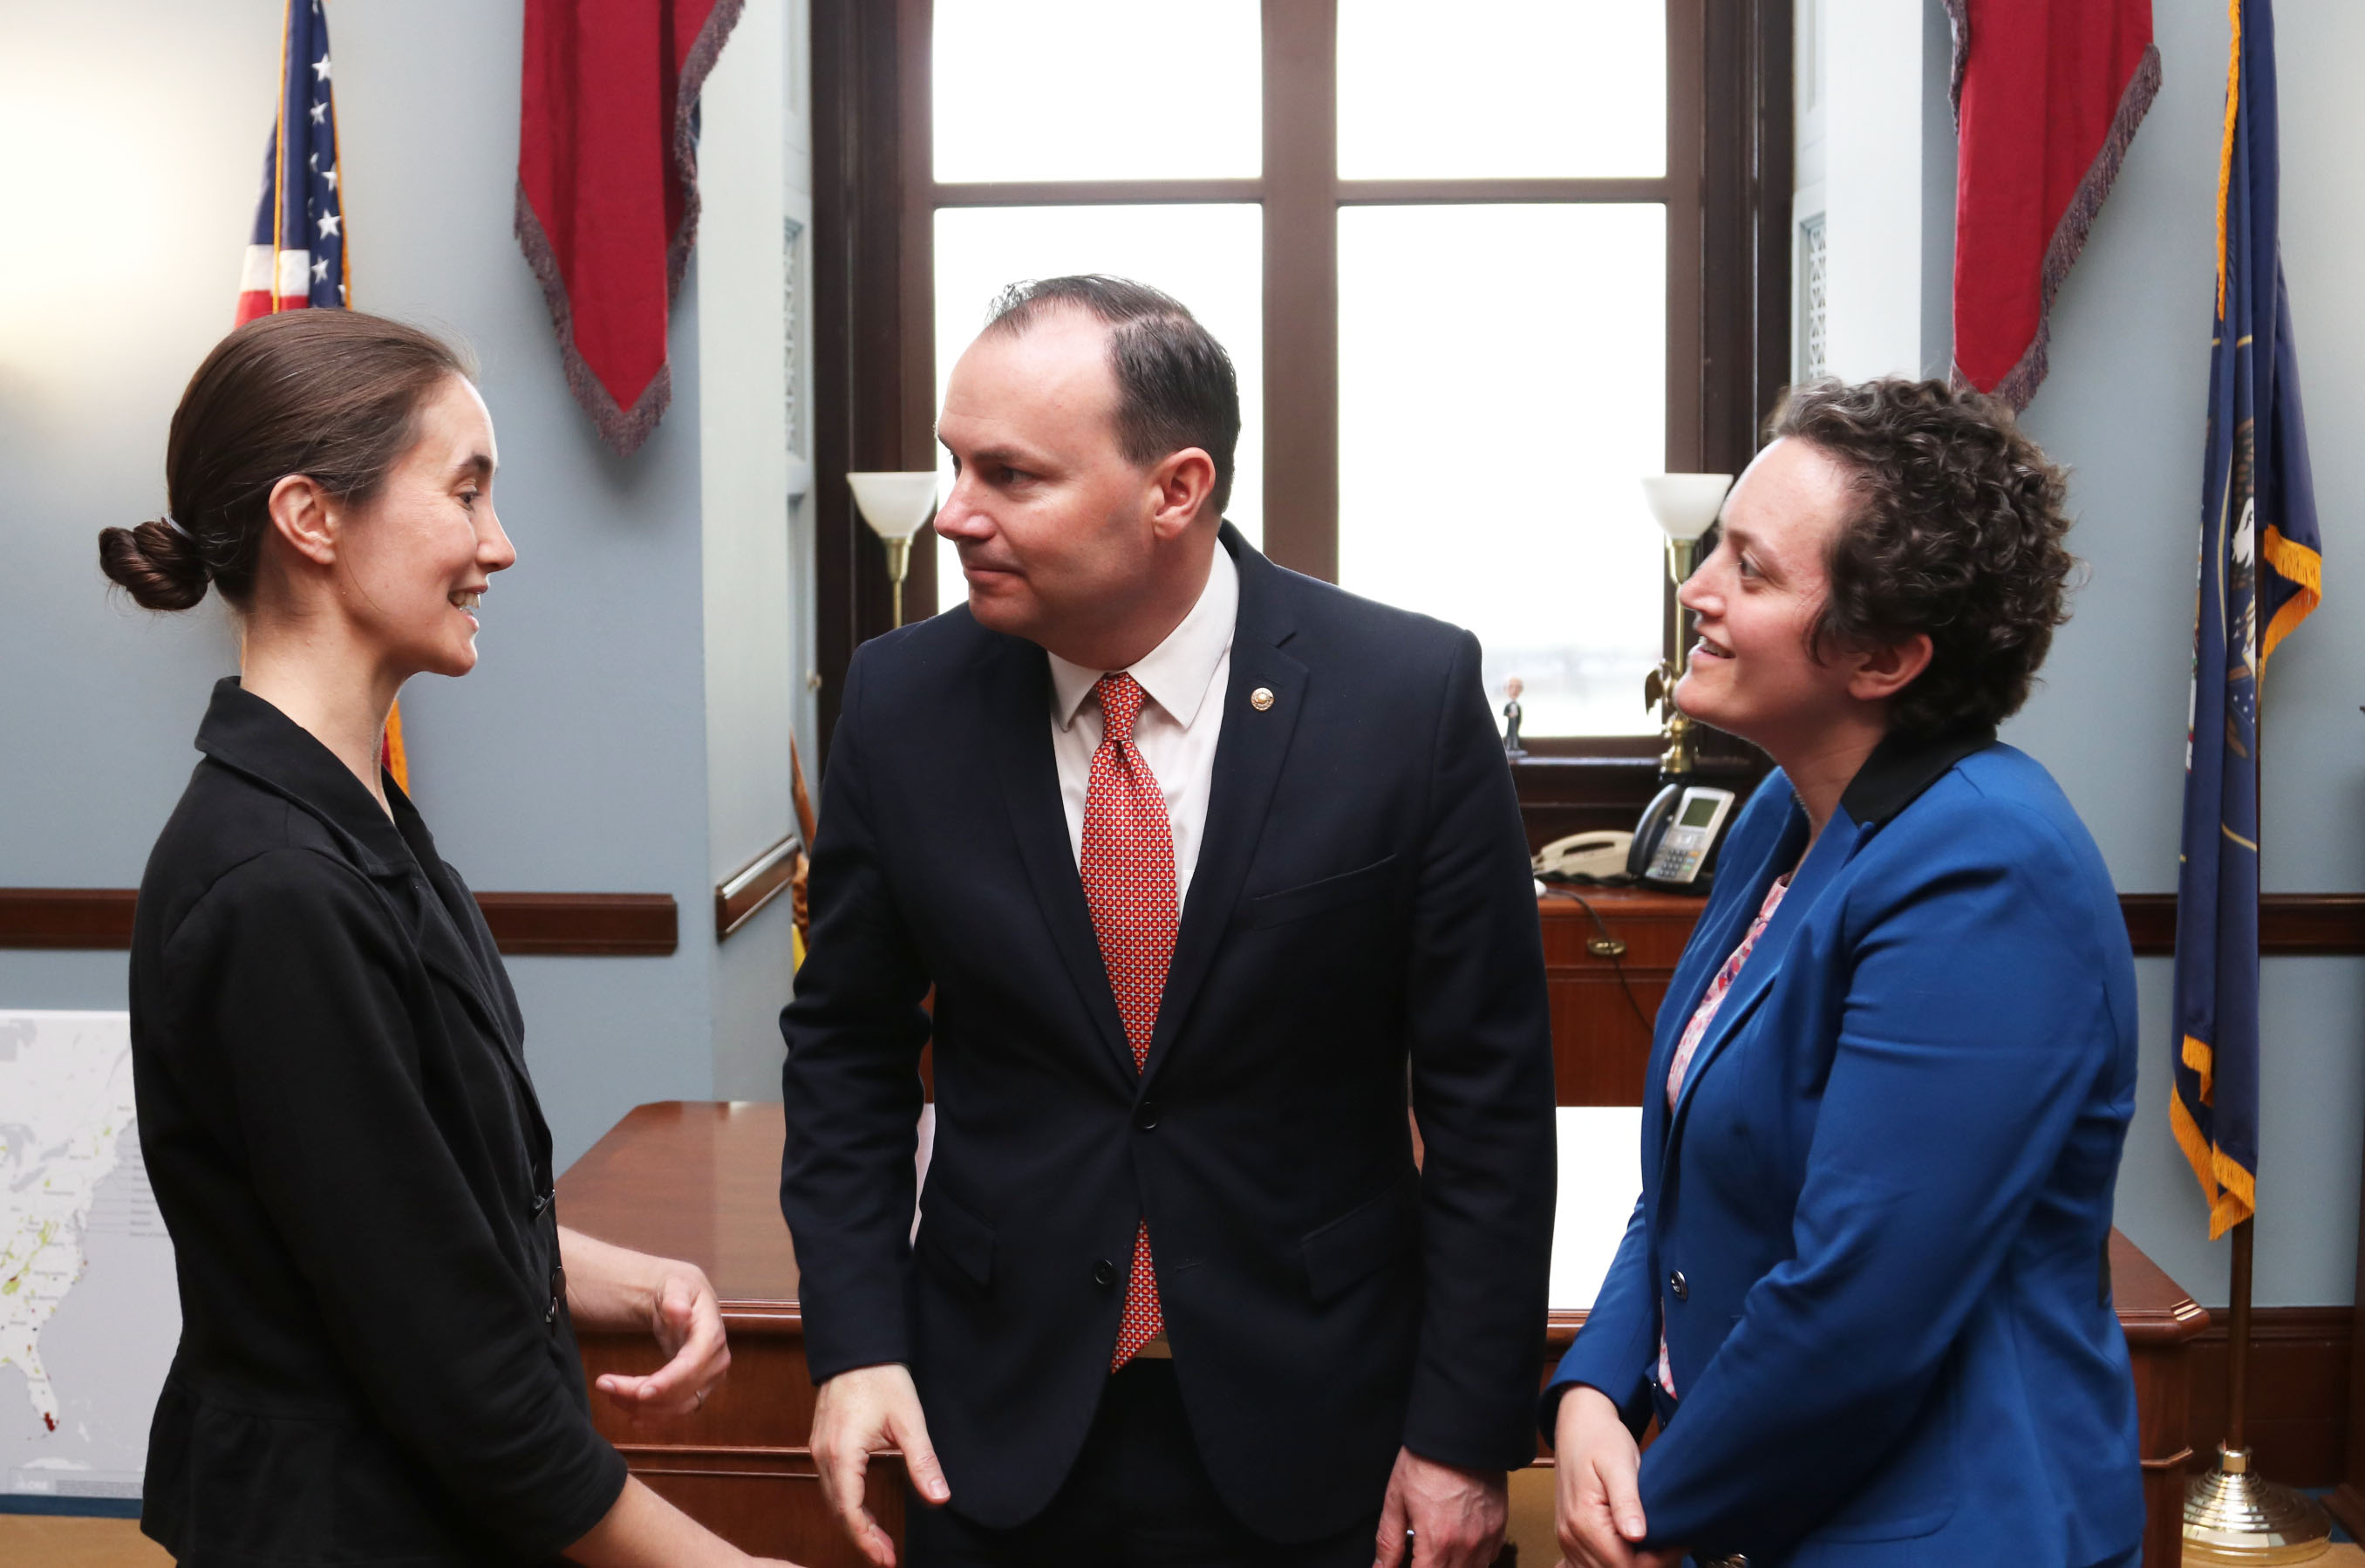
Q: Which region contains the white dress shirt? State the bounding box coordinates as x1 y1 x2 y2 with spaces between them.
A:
1045 544 1238 912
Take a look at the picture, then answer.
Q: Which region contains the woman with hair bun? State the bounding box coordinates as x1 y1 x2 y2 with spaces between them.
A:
1545 379 2142 1568
105 310 796 1567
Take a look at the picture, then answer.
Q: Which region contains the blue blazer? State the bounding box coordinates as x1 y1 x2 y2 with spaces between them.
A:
1547 729 2143 1566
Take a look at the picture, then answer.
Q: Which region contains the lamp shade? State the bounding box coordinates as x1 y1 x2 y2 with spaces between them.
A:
1639 474 1734 542
847 471 939 541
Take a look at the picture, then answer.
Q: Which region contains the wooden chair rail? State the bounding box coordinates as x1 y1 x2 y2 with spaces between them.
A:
715 832 801 942
0 886 678 956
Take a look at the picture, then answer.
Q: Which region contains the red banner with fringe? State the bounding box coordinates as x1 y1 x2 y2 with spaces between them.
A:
1947 0 2159 411
515 0 742 456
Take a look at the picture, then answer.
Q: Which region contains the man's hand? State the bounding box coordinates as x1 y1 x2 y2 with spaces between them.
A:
810 1363 951 1568
1551 1386 1684 1568
594 1265 730 1418
1372 1447 1506 1568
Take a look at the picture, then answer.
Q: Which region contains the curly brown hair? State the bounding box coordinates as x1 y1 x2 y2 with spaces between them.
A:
1764 377 2078 740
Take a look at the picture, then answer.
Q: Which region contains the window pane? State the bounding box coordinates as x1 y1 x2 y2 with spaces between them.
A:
1337 204 1665 737
933 2 1261 181
1338 0 1665 180
932 205 1264 614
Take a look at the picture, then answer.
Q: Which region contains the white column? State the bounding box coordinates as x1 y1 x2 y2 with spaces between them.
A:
1816 0 1931 381
698 0 804 1099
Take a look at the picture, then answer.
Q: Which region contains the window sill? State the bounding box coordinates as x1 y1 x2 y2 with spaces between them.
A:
1507 747 1765 850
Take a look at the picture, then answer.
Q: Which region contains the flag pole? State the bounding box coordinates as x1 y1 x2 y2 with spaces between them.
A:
2184 567 2326 1563
2184 1221 2332 1564
2226 1219 2253 1458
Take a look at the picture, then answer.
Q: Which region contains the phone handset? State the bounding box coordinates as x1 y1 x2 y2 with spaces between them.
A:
1533 829 1635 883
1630 781 1737 890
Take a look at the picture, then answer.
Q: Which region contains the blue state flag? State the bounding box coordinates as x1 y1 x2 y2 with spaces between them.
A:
2172 0 2321 1238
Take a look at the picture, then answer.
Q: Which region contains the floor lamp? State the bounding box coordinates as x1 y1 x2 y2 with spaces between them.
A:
848 471 939 629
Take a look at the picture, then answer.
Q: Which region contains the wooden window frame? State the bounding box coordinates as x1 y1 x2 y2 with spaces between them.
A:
810 0 1791 830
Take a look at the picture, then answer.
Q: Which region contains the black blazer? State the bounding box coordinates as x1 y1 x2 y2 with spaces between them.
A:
779 528 1558 1540
128 680 626 1564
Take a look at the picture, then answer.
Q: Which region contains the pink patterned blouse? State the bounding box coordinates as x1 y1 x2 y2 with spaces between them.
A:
1657 875 1791 1396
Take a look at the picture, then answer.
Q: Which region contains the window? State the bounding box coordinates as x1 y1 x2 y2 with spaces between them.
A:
813 0 1790 787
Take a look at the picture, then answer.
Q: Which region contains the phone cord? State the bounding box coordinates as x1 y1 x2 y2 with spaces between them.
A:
1543 888 1658 1037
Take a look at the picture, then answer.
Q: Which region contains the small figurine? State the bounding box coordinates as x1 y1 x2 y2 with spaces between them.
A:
1501 676 1527 757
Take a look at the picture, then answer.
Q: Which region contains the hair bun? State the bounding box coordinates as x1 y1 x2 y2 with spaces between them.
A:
98 517 210 611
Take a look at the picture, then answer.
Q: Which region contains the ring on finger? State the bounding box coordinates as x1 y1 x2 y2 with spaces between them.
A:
693 1387 708 1410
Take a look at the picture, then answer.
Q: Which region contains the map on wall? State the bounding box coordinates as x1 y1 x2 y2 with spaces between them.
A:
0 1011 177 1500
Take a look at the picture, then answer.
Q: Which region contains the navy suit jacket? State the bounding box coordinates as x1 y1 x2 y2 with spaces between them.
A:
780 526 1557 1538
1547 729 2143 1566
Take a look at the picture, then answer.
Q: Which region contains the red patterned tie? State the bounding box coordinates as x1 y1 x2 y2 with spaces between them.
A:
1080 673 1176 1370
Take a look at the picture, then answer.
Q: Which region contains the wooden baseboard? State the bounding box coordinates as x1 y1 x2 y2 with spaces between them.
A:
0 888 677 958
2185 1305 2354 1487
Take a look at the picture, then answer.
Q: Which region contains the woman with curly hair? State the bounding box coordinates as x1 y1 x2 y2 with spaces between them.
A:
1547 379 2142 1567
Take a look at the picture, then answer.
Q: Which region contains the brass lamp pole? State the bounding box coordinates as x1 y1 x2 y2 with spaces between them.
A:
1638 474 1733 778
847 471 939 629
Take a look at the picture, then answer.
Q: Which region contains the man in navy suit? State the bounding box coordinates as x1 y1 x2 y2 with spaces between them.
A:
780 276 1557 1567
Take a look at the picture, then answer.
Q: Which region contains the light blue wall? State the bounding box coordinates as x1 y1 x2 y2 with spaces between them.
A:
696 0 810 1105
2003 0 2365 1307
0 0 750 1169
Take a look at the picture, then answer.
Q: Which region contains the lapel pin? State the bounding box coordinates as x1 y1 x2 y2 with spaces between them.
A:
1250 686 1275 712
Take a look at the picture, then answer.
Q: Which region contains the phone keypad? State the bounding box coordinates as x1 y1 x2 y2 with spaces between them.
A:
1648 825 1713 883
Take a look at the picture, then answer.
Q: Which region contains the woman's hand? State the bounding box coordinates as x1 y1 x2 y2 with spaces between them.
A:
1553 1386 1683 1568
567 1474 803 1567
559 1227 732 1419
596 1262 728 1418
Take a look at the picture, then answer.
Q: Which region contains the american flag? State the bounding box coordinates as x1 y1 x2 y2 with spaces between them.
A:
235 0 346 324
229 1 409 786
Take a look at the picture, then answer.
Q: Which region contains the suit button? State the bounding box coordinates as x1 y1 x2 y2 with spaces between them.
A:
546 1294 560 1325
1668 1270 1688 1301
1093 1259 1117 1288
1135 1101 1159 1131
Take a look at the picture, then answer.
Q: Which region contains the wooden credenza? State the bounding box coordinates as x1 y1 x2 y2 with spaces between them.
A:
561 1099 2206 1567
1538 886 1709 1105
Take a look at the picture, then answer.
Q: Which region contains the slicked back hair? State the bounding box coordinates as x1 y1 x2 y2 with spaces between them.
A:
980 275 1240 516
98 310 474 612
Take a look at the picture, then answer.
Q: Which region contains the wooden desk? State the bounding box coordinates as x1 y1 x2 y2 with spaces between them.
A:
560 1101 2207 1566
559 1101 899 1566
1538 886 1708 1104
2112 1233 2214 1568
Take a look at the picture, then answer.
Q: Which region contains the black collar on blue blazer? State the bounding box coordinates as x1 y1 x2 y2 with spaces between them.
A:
193 678 528 1086
1837 721 2000 831
1650 719 2001 1172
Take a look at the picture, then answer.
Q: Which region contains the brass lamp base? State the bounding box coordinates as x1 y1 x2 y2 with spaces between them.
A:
883 535 911 629
2183 1446 2333 1564
1642 535 1704 779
